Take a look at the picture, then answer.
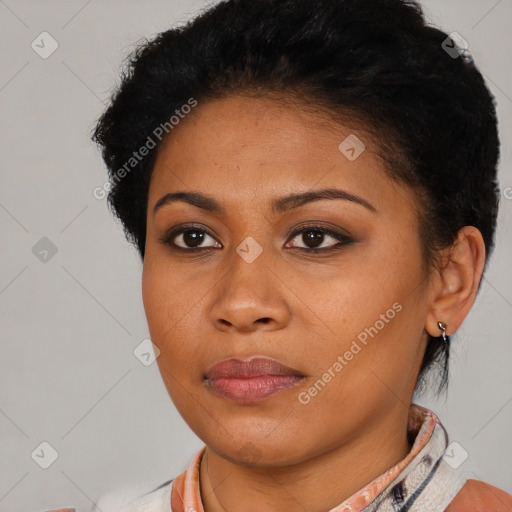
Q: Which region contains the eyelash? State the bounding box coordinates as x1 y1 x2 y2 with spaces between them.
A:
158 223 354 254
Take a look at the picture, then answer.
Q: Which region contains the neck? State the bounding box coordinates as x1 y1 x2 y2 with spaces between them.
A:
199 403 413 512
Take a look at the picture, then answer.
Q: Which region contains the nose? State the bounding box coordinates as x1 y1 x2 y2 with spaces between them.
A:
209 245 291 333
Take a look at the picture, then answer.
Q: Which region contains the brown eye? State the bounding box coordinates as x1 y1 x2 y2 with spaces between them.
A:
180 230 206 248
300 230 326 248
287 226 352 251
160 226 221 250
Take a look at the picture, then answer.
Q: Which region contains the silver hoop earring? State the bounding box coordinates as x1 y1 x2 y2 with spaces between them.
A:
437 321 447 343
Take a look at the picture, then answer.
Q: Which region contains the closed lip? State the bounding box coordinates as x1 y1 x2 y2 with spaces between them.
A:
205 356 305 380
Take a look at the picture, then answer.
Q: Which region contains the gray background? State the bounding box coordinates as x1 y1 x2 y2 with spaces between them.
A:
0 1 511 511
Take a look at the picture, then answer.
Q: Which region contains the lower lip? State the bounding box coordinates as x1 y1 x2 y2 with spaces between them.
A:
206 375 304 403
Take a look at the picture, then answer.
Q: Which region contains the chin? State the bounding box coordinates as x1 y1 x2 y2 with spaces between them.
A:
204 430 315 468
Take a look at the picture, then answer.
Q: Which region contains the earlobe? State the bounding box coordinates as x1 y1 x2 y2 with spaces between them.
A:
425 226 486 337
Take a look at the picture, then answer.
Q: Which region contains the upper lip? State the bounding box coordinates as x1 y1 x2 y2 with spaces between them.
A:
205 357 305 379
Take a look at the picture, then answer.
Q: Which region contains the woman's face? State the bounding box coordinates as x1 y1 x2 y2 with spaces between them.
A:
142 94 432 466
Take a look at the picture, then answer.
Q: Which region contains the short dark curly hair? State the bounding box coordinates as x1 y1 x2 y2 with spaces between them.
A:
92 0 500 394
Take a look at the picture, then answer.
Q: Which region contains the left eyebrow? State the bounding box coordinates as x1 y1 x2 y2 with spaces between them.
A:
271 188 376 214
152 187 377 216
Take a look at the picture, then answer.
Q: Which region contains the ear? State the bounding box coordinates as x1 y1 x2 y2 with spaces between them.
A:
425 226 486 337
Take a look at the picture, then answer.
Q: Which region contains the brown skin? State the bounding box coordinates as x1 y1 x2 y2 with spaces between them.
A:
141 94 486 512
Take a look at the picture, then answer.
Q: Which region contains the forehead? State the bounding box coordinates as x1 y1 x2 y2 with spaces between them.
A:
148 94 408 215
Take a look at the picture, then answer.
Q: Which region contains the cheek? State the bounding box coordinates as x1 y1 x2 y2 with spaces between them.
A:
142 260 192 360
294 237 427 390
142 263 205 417
142 261 169 340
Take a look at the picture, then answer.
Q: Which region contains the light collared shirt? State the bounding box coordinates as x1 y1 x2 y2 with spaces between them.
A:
114 404 467 512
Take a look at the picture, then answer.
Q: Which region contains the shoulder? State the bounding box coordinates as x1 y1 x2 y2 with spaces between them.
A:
91 479 173 512
445 479 512 512
45 479 174 512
